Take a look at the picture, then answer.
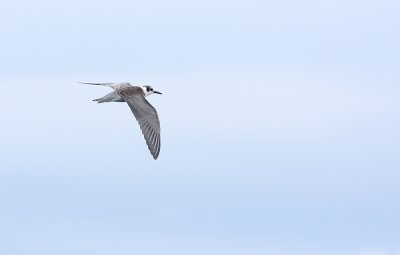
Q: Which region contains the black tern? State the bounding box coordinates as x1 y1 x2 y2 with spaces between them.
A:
82 82 162 160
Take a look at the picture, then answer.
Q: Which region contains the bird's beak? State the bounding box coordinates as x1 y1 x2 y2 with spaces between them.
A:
154 91 162 95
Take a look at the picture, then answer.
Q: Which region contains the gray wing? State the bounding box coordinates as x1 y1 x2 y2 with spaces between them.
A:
118 87 161 160
80 82 132 90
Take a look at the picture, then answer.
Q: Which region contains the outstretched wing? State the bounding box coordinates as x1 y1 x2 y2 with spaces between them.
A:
80 82 133 90
118 87 161 159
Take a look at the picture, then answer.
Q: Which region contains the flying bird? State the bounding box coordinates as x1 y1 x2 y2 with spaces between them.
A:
82 82 162 160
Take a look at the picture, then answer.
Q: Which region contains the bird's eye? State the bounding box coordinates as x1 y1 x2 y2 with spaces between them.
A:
146 87 150 92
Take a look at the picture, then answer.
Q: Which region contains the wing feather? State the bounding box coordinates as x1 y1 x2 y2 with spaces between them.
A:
80 82 133 90
118 87 161 159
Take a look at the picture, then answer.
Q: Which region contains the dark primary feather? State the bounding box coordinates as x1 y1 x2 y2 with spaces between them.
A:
118 87 161 159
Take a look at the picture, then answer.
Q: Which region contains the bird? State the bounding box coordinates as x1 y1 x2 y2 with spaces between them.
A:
81 82 162 160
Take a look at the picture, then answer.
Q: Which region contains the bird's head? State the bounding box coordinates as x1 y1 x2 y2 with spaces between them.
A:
142 85 162 97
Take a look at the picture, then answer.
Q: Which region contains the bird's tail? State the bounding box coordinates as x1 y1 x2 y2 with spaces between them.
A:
92 91 125 103
92 98 104 103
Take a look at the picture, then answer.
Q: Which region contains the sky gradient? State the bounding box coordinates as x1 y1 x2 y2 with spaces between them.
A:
1 0 400 254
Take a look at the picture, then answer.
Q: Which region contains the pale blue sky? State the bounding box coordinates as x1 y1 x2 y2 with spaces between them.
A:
1 0 400 255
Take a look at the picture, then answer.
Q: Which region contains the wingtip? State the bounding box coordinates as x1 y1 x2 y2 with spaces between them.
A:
79 82 101 85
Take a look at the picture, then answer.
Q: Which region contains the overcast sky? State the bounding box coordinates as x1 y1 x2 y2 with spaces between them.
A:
1 0 400 254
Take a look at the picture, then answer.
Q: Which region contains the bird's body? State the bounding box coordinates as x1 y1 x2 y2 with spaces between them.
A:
82 82 162 159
